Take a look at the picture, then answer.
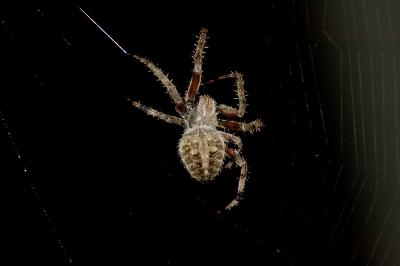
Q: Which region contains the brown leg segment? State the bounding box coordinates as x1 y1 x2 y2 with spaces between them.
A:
185 28 208 106
219 119 264 133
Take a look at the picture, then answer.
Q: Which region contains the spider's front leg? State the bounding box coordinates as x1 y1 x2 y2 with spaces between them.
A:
185 28 208 107
206 71 246 118
208 72 264 133
127 98 185 127
130 54 187 114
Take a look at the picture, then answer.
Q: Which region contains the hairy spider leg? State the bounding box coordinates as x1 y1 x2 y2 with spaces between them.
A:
185 28 208 106
224 148 248 210
130 54 187 114
222 132 242 168
127 98 185 127
221 131 242 149
223 146 236 169
206 71 264 133
221 131 247 210
221 132 241 169
218 119 264 133
206 71 247 118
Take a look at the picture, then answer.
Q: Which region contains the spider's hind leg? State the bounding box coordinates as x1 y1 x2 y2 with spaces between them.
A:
224 148 248 210
221 133 248 210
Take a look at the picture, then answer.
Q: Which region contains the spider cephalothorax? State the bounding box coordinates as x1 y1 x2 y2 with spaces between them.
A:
128 29 263 210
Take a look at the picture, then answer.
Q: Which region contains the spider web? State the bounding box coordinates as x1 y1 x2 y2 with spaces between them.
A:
0 1 399 265
309 0 400 265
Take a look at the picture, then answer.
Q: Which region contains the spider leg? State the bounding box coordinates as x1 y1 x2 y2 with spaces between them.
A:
221 133 242 169
224 148 248 210
223 145 238 170
218 119 264 133
127 98 185 127
185 28 208 106
221 132 242 149
130 54 187 114
206 71 246 118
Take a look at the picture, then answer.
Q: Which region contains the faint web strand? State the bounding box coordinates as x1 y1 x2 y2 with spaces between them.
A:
349 51 360 169
357 52 368 178
381 53 387 180
369 53 379 178
0 110 72 263
365 190 399 266
308 44 328 147
387 0 400 183
378 215 400 266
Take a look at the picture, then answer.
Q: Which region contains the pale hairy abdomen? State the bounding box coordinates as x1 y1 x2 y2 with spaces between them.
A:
179 127 226 182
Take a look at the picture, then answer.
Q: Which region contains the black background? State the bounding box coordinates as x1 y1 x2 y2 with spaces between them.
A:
1 1 400 266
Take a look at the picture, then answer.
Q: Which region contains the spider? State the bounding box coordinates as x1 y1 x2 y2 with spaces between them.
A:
127 28 263 210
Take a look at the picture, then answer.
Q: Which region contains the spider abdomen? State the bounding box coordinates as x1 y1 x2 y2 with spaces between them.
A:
179 128 226 182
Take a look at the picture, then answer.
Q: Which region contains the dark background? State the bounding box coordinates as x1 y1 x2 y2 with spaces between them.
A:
1 1 399 265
